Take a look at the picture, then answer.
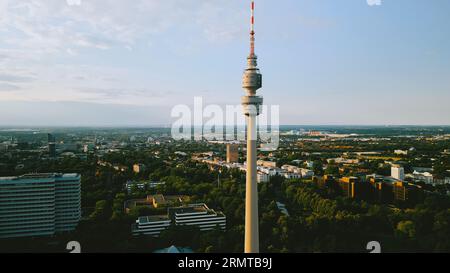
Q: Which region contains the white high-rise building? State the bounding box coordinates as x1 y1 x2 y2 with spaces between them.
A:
0 173 81 239
391 165 405 181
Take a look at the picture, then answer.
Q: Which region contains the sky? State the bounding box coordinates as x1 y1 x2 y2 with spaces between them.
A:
0 0 449 126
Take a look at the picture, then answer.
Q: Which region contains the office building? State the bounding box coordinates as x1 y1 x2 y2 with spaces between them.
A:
367 175 396 203
338 177 373 200
0 143 8 152
133 163 146 174
315 175 336 189
374 182 394 203
391 164 405 181
48 133 56 158
0 173 81 238
394 150 408 155
338 177 359 198
411 171 433 184
300 168 315 178
393 181 422 204
226 144 239 163
257 160 276 168
133 215 171 236
125 180 165 193
133 203 226 237
124 194 189 213
257 172 270 183
56 143 79 153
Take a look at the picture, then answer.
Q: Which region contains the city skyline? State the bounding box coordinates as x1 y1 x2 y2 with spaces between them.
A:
1 0 450 126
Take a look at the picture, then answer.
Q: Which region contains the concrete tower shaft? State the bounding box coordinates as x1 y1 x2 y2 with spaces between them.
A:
242 0 262 254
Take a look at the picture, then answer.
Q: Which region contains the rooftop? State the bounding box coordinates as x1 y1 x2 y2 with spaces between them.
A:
138 215 170 224
153 245 194 254
169 203 225 217
0 173 80 182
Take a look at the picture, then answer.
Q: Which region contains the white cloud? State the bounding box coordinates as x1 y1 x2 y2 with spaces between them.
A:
0 0 245 55
0 73 35 83
66 0 81 6
0 0 247 104
0 83 21 91
367 0 382 6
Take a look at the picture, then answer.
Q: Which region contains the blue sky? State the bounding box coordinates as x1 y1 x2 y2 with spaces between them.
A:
0 0 449 126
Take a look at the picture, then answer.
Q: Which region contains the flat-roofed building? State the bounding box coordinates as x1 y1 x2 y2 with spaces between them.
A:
125 180 165 193
48 134 56 158
226 144 239 163
411 171 433 184
315 175 336 189
169 204 226 232
257 160 277 168
338 177 358 198
0 173 81 238
394 150 408 155
281 165 299 173
391 164 405 181
366 175 395 203
152 194 167 208
148 194 189 208
338 177 373 200
0 143 9 152
300 168 314 178
126 180 147 193
374 181 394 203
133 163 146 174
393 181 422 204
257 172 270 183
283 172 301 179
124 194 189 213
132 203 226 237
305 161 315 168
132 215 171 236
124 197 153 214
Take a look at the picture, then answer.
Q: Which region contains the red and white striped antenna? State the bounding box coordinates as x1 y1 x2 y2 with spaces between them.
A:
250 0 255 56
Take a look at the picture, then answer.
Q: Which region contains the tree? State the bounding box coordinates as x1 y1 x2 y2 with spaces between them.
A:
325 164 339 177
313 160 324 176
89 200 110 221
396 220 416 239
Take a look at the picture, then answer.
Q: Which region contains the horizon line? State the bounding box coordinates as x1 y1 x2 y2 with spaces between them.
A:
1 124 450 129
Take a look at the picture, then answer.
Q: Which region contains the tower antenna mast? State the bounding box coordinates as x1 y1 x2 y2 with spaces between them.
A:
250 0 255 56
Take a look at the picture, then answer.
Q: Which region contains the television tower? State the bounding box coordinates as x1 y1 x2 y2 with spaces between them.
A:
242 0 263 254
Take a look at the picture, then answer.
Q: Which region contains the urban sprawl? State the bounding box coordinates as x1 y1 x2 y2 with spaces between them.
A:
1 126 449 252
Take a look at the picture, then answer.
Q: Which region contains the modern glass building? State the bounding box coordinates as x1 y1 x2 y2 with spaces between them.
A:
0 173 81 239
